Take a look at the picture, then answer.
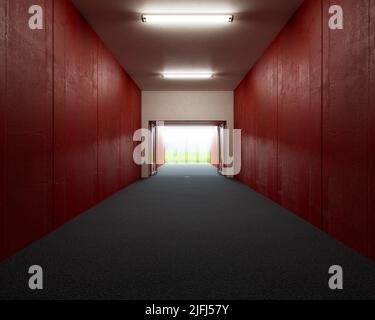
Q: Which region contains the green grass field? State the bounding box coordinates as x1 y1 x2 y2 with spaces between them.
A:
165 151 211 163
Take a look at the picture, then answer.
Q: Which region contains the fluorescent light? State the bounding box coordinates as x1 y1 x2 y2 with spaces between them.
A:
142 14 234 25
162 73 214 80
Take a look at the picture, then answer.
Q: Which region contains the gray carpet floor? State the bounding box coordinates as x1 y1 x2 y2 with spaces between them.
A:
0 164 375 300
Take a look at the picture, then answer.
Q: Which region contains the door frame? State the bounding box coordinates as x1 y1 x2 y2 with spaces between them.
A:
149 121 158 176
218 122 227 176
149 120 227 175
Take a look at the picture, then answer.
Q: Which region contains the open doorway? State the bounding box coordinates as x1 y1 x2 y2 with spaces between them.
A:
149 121 226 176
163 126 216 164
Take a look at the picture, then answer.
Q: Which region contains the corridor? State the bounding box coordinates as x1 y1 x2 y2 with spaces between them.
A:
1 165 375 300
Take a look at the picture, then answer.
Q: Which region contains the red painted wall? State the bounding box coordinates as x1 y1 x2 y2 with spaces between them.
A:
277 0 322 227
0 0 141 261
235 0 375 260
0 0 6 260
370 0 375 259
322 0 370 255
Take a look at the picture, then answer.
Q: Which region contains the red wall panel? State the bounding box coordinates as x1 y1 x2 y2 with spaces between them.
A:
322 0 369 255
245 73 257 190
0 0 141 261
277 0 322 226
53 0 70 227
237 73 257 189
235 0 322 227
128 81 142 184
237 76 249 184
120 72 131 187
234 78 244 181
4 0 53 257
369 0 375 259
235 0 375 260
54 0 100 225
0 0 5 260
254 46 278 201
234 78 244 182
98 41 122 200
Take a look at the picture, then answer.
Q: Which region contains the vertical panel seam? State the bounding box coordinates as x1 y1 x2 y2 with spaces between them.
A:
276 40 279 201
320 0 324 229
1 0 8 257
63 0 67 222
254 75 257 189
3 0 8 254
367 0 371 255
51 0 55 229
96 41 100 201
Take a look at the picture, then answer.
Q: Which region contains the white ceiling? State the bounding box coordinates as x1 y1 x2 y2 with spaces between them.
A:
72 0 303 91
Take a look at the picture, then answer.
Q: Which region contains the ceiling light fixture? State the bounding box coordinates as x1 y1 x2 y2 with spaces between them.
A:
142 14 234 25
162 72 214 80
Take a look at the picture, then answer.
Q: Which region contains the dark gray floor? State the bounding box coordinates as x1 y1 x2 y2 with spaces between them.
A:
1 164 375 300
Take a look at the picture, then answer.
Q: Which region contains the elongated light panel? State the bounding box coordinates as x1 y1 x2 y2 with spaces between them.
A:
142 15 234 25
162 73 213 80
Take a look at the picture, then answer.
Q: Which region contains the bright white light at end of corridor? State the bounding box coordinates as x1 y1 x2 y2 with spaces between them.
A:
162 126 216 153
